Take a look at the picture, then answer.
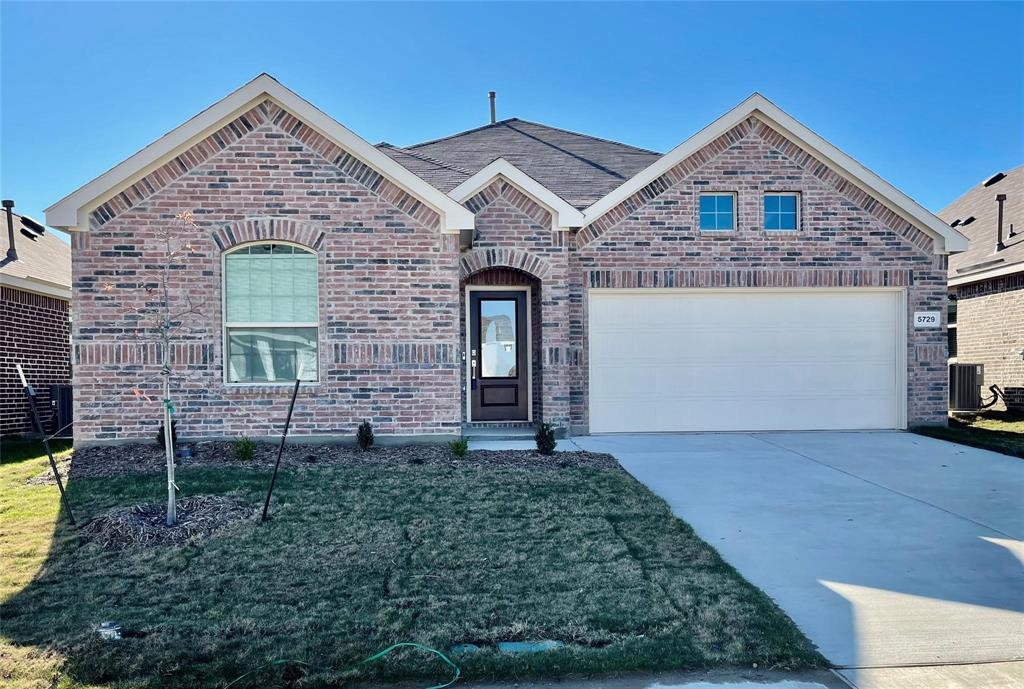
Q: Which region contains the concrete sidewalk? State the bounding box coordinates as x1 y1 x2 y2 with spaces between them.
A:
461 668 847 689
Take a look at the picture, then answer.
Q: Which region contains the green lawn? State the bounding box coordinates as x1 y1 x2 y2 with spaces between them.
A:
1 439 821 688
914 411 1024 459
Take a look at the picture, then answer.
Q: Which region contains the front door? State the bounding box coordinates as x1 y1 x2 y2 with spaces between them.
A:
469 289 529 421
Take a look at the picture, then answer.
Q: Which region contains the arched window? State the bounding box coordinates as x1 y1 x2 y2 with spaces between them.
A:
223 242 318 384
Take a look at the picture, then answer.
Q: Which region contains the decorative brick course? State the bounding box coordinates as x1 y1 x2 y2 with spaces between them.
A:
1 287 71 435
90 100 440 233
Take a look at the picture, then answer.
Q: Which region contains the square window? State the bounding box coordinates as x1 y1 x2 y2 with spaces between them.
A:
764 193 799 231
699 194 736 231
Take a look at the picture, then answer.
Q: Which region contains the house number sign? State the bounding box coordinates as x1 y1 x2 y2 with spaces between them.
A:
913 311 941 328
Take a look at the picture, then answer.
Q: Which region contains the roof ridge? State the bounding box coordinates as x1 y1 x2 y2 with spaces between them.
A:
404 118 522 150
379 143 474 176
499 121 636 182
507 118 662 155
404 116 662 157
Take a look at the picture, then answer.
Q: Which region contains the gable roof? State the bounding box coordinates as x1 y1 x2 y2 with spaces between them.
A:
581 94 969 255
46 74 474 233
939 164 1024 285
1 212 71 299
447 158 585 231
383 118 661 209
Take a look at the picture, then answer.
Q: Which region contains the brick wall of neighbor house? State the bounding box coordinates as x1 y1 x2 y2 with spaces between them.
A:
458 179 572 428
0 287 71 435
955 274 1024 410
569 116 949 432
71 99 462 443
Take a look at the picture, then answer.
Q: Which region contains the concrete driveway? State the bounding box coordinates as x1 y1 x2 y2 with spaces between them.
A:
570 431 1024 689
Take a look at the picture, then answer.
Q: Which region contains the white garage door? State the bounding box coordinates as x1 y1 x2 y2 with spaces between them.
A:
588 290 904 433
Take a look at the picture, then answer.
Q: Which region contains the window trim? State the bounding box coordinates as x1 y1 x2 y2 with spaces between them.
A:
221 240 320 386
698 192 738 232
762 191 801 232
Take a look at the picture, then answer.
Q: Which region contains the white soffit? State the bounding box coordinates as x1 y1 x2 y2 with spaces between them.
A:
448 158 585 231
46 74 475 233
582 93 968 254
0 274 72 300
949 259 1024 287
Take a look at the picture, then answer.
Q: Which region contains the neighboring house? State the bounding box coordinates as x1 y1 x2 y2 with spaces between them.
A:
939 165 1024 411
0 209 72 436
46 75 968 444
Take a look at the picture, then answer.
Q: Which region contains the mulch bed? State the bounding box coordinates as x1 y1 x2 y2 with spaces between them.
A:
82 495 256 550
37 442 619 481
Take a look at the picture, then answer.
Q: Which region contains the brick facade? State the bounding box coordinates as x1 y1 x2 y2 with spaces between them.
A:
69 105 949 443
72 102 461 443
569 116 948 431
0 287 71 435
954 274 1024 410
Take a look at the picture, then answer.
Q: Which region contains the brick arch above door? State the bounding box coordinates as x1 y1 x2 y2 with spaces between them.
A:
459 247 552 281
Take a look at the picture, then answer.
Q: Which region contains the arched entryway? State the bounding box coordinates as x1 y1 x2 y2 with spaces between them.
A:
461 267 542 425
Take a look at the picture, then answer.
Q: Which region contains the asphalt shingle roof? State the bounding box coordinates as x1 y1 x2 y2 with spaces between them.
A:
378 118 662 209
0 212 71 290
938 164 1024 281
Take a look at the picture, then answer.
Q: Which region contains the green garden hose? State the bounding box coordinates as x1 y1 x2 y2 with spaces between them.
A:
221 641 460 689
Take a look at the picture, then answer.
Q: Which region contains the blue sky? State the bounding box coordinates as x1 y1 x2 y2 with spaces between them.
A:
2 1 1022 240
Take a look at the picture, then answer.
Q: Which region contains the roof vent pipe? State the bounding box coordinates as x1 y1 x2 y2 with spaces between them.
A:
488 91 496 124
2 199 16 262
996 193 1007 252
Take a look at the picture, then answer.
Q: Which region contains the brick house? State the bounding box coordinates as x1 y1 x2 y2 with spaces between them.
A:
46 75 968 445
1 209 72 436
940 165 1023 411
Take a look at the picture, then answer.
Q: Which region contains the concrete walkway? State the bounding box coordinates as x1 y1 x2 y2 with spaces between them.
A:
565 431 1024 689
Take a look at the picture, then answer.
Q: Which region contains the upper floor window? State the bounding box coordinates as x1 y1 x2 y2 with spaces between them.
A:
764 192 800 231
224 243 318 384
699 193 736 231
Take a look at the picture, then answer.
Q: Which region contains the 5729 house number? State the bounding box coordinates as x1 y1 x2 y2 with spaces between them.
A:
914 311 941 328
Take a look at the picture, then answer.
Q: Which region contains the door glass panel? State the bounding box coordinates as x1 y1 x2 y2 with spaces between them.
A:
480 299 517 378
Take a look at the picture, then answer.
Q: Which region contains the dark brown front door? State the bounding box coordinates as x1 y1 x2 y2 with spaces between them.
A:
469 289 529 421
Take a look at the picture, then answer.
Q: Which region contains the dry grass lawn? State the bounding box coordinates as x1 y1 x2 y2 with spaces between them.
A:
914 410 1024 459
1 439 821 688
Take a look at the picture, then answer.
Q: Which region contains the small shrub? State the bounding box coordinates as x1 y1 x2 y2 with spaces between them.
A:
449 438 469 458
357 420 375 451
156 420 178 450
535 423 557 455
234 437 257 462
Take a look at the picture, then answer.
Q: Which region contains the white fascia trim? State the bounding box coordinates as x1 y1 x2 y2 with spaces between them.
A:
448 158 585 231
46 74 475 233
581 93 969 254
0 274 72 300
948 259 1024 287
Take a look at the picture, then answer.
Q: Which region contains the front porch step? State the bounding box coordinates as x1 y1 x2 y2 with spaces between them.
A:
462 422 537 441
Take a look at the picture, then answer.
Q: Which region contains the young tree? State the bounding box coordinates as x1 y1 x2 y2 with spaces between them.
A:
107 211 205 525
